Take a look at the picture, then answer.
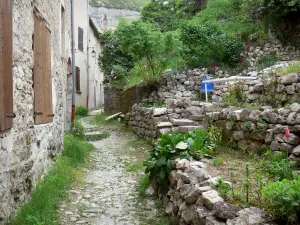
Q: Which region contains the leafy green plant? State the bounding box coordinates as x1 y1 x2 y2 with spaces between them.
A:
117 20 183 86
216 177 230 199
262 177 300 219
261 151 296 181
76 106 88 116
144 128 220 193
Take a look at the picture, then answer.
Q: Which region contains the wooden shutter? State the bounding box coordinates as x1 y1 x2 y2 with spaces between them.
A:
34 10 53 125
78 27 83 51
0 0 13 131
76 66 81 92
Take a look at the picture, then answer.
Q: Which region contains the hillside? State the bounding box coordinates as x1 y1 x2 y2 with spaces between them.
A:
89 0 149 11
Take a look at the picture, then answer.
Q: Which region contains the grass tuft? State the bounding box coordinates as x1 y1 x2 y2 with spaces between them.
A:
276 61 300 75
12 135 95 225
138 175 150 198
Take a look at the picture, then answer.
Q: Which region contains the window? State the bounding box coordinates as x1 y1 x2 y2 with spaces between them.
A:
0 0 14 131
76 66 81 94
33 9 53 125
78 27 84 51
61 6 65 55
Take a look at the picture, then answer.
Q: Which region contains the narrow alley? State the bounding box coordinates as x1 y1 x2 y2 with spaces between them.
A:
59 116 170 225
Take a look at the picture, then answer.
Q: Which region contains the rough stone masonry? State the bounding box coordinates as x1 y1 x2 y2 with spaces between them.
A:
0 0 72 223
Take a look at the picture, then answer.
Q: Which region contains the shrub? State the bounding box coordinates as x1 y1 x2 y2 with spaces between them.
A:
75 106 88 116
181 20 244 68
99 30 135 83
117 20 183 86
144 128 220 193
262 177 300 219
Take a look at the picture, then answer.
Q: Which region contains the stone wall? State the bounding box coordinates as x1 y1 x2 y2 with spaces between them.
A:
127 104 203 141
165 159 268 225
206 105 300 164
245 41 300 72
213 62 300 106
104 85 157 114
0 0 72 223
104 86 122 114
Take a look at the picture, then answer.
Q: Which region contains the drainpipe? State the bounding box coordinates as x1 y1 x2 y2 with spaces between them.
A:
71 0 76 128
86 0 90 109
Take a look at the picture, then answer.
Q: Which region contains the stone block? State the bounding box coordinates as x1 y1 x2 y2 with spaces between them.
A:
202 190 224 210
157 122 173 128
176 126 204 133
278 73 300 84
153 108 167 116
170 119 195 126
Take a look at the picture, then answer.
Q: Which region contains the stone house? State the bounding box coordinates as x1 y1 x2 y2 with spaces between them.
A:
0 0 72 223
74 0 104 109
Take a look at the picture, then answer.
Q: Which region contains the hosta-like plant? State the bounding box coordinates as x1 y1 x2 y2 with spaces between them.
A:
144 128 220 193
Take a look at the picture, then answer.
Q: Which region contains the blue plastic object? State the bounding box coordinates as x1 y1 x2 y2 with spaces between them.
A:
201 78 214 92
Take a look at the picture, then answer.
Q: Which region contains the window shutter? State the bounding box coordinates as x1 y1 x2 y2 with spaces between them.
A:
76 66 80 92
44 26 53 123
34 14 45 124
34 10 53 125
0 0 13 131
78 27 84 51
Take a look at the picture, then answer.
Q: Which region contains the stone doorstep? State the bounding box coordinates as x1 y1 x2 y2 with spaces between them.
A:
170 118 196 126
84 131 105 136
173 126 204 134
157 122 173 128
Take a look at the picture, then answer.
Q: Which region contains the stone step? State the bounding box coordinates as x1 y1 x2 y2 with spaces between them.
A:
84 131 109 141
157 122 173 128
173 126 204 133
170 119 195 126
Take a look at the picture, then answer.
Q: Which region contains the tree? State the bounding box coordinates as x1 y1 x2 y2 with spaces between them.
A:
116 20 183 85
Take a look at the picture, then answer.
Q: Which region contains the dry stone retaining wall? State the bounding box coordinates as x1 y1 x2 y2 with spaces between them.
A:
165 159 269 225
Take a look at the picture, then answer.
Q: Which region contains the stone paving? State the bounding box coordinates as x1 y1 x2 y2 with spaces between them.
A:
59 117 169 225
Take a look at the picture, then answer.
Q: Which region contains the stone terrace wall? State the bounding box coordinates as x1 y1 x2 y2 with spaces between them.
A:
206 105 300 165
0 0 72 223
213 62 300 105
104 86 122 114
127 104 204 141
245 41 300 72
165 159 269 225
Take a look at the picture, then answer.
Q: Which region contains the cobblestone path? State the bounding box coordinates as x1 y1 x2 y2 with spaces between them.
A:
59 116 169 225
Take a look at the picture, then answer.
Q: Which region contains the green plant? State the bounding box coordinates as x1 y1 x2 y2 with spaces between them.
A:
213 157 224 166
117 20 183 86
63 134 95 167
261 151 296 181
144 128 219 193
79 205 89 212
99 30 135 83
216 177 230 199
256 117 268 132
262 176 300 219
222 84 246 107
256 55 278 71
277 61 300 75
138 175 151 197
75 106 88 116
243 162 251 204
12 135 94 225
72 121 85 139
